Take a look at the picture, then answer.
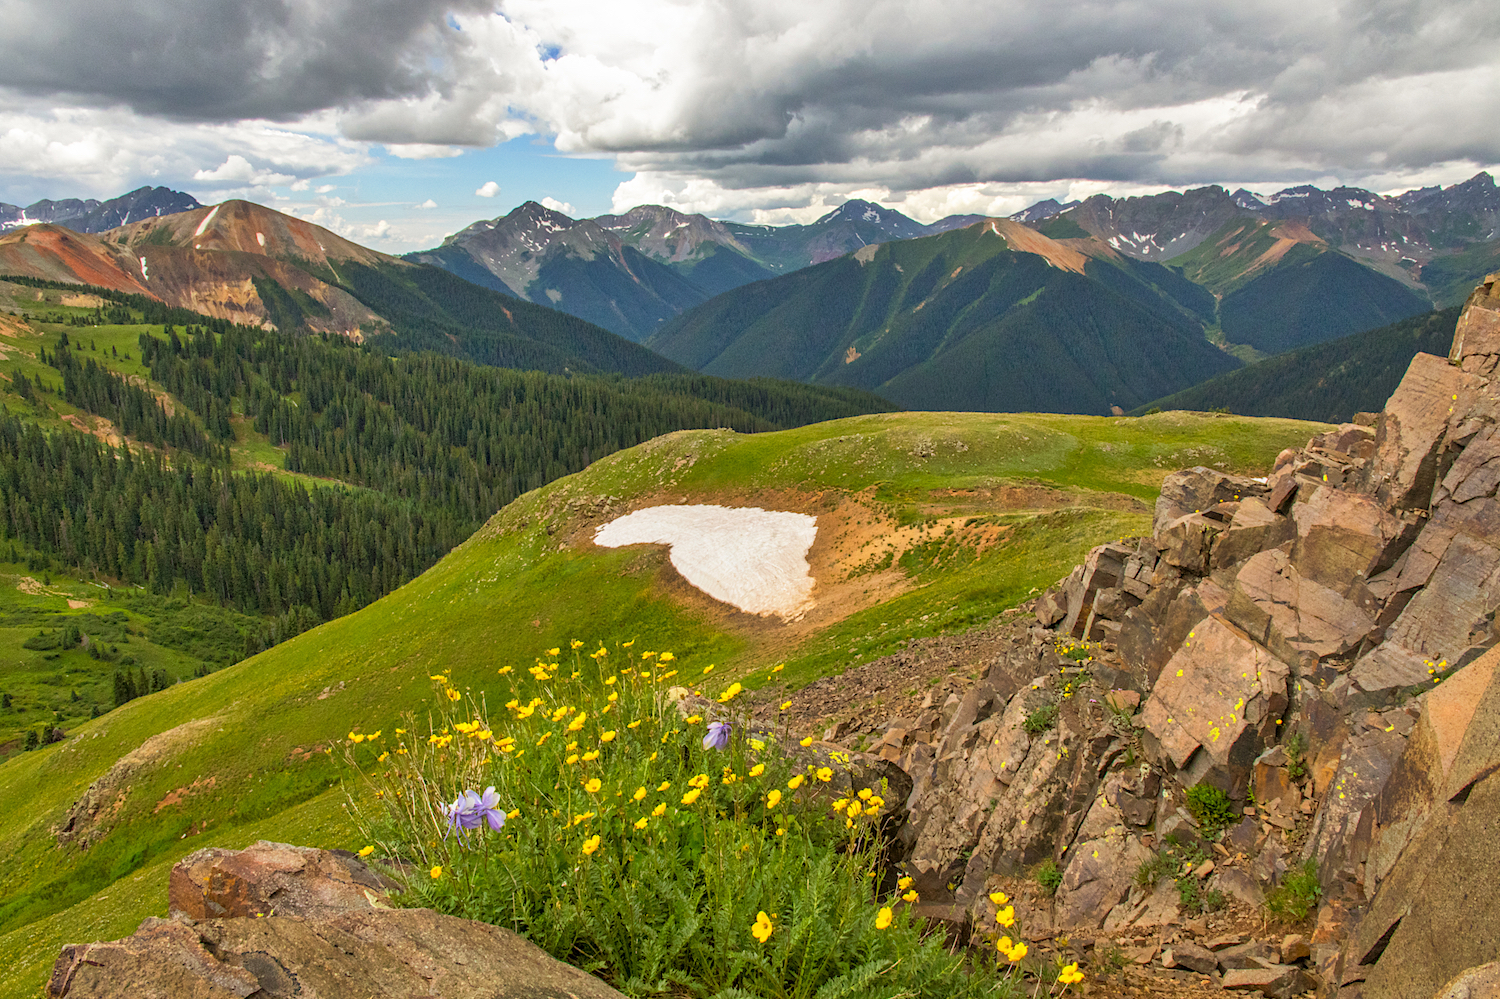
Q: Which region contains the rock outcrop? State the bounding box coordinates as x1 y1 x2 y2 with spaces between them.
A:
46 842 624 999
868 274 1500 997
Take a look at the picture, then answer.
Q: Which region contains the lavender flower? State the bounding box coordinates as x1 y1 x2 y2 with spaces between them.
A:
445 786 506 836
702 720 731 751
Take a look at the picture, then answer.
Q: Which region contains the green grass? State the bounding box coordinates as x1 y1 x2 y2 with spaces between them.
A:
0 407 1325 996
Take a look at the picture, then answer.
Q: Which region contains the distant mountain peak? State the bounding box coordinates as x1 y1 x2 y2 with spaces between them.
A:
816 199 896 225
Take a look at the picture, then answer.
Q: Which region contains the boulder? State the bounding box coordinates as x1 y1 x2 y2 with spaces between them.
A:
1287 484 1409 595
1449 272 1500 375
1212 497 1296 571
1138 614 1289 796
1432 961 1500 999
1342 647 1500 999
46 908 626 999
1366 352 1483 510
1366 650 1499 885
168 841 398 921
1304 729 1408 898
1053 833 1154 931
1221 965 1317 997
1227 549 1377 662
1154 467 1269 536
1170 940 1219 975
1157 513 1225 574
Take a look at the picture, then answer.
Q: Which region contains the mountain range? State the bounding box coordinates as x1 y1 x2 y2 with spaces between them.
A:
0 186 201 233
1018 172 1500 307
0 200 677 376
408 199 984 341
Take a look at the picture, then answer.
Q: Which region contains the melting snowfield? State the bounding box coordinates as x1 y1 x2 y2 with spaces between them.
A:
594 505 818 621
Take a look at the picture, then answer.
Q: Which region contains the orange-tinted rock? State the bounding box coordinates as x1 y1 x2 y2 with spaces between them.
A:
168 841 397 921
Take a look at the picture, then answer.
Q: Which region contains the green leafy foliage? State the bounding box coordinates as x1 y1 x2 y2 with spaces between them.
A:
353 653 1009 999
1022 703 1058 736
1266 860 1322 923
1183 784 1237 835
1034 859 1063 896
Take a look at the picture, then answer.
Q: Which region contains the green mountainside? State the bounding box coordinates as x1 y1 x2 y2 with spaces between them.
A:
647 221 1239 414
0 403 1325 995
1133 307 1460 422
0 278 892 753
1419 237 1500 307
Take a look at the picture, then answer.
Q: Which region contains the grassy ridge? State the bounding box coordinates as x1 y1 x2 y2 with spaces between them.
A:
0 408 1325 996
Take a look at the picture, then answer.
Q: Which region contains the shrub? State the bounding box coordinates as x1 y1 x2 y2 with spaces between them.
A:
1023 703 1058 736
1284 732 1309 781
1266 860 1322 923
1034 859 1063 897
347 643 1027 999
1183 783 1236 835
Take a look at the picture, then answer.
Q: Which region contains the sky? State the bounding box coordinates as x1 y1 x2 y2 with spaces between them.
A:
1 0 1498 253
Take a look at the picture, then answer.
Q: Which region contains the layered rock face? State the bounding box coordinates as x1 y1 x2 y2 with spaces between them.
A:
875 273 1500 997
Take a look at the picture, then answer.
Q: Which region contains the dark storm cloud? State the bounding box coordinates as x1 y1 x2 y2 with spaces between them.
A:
0 0 493 121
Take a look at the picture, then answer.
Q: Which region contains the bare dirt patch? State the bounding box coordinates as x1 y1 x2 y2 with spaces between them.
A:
67 598 93 609
62 411 124 447
55 715 224 848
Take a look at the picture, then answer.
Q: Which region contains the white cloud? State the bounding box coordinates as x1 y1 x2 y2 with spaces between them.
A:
475 180 501 197
414 198 438 209
540 196 576 215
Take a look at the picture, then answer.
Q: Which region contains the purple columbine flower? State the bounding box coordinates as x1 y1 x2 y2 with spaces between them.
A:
703 720 731 751
444 786 506 836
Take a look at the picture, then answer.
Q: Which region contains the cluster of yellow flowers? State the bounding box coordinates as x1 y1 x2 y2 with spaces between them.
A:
1425 658 1449 684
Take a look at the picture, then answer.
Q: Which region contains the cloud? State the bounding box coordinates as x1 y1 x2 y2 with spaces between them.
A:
1 0 1497 220
540 196 576 215
414 198 438 209
475 180 501 197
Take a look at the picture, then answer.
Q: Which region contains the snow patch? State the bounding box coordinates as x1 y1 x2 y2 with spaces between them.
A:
139 257 148 280
192 205 220 239
256 232 265 247
594 505 817 620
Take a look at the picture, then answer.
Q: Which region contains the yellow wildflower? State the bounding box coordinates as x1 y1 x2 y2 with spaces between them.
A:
688 773 710 789
1006 941 1027 962
358 845 375 858
800 736 813 747
565 754 579 765
429 674 447 683
633 786 648 801
898 876 914 890
652 802 667 817
634 816 649 830
571 639 584 649
659 652 675 662
605 675 617 685
627 720 642 729
767 789 782 808
446 689 462 702
498 665 513 675
902 890 919 903
1058 963 1084 985
681 788 703 805
752 910 774 943
749 763 765 777
875 907 893 930
718 682 742 703
584 777 603 793
995 905 1015 928
547 647 561 657
815 767 833 782
772 663 784 673
988 891 1008 905
780 700 792 711
582 835 601 856
788 774 805 790
430 866 443 879
568 712 588 732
